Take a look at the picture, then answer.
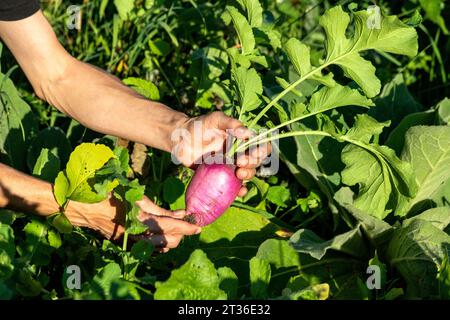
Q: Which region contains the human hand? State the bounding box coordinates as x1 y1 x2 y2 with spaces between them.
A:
66 195 201 252
172 111 271 196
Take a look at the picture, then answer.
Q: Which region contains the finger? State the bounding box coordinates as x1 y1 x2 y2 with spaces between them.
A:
211 111 243 131
236 148 269 169
238 186 248 197
249 143 271 159
137 197 186 219
140 214 202 235
236 154 258 169
231 126 255 140
236 167 256 180
149 234 184 249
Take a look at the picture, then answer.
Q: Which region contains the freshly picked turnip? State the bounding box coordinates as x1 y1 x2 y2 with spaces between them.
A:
185 163 242 226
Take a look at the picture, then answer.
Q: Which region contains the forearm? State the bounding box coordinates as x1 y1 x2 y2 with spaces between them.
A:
0 163 59 215
0 163 92 227
0 11 187 153
40 59 188 152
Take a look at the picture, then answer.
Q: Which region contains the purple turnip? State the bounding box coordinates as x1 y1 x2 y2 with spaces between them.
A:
185 163 242 226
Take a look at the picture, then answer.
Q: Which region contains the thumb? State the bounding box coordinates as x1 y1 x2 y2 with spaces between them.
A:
212 111 243 131
136 196 186 219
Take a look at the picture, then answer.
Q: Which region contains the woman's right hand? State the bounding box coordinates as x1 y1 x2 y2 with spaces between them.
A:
66 195 202 252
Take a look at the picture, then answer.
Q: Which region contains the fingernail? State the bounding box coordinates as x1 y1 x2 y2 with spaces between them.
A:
195 228 202 234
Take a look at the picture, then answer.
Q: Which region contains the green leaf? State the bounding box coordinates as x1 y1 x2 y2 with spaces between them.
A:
190 46 229 109
341 118 417 219
386 110 435 155
124 180 147 235
319 6 418 97
32 148 61 183
217 267 238 299
193 207 281 283
162 176 185 210
114 0 134 20
345 114 390 144
0 223 14 280
130 240 153 263
154 250 227 300
337 53 380 98
387 219 450 298
15 269 42 297
256 239 299 295
284 38 311 78
0 210 16 225
266 185 290 207
54 143 115 205
257 239 365 299
279 135 343 219
123 77 160 100
225 6 255 55
400 126 450 215
404 207 450 231
248 176 269 209
283 283 330 300
54 171 69 207
419 0 449 34
284 38 335 87
27 127 71 171
0 69 38 170
436 98 450 125
93 178 120 200
279 86 373 218
371 74 422 140
91 262 122 299
384 287 404 300
148 39 171 57
437 253 450 299
334 187 394 248
47 228 62 249
200 207 279 244
341 144 402 219
308 85 374 113
257 239 300 269
110 279 141 300
236 0 263 27
249 256 271 299
289 228 368 260
232 66 263 113
257 25 281 49
114 146 132 175
0 282 13 299
283 280 330 300
20 220 53 266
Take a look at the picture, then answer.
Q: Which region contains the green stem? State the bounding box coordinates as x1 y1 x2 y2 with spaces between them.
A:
235 129 400 199
150 148 158 182
419 24 446 83
236 130 333 154
248 49 355 128
277 203 300 220
122 231 129 279
248 68 322 128
234 103 370 156
122 231 129 251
